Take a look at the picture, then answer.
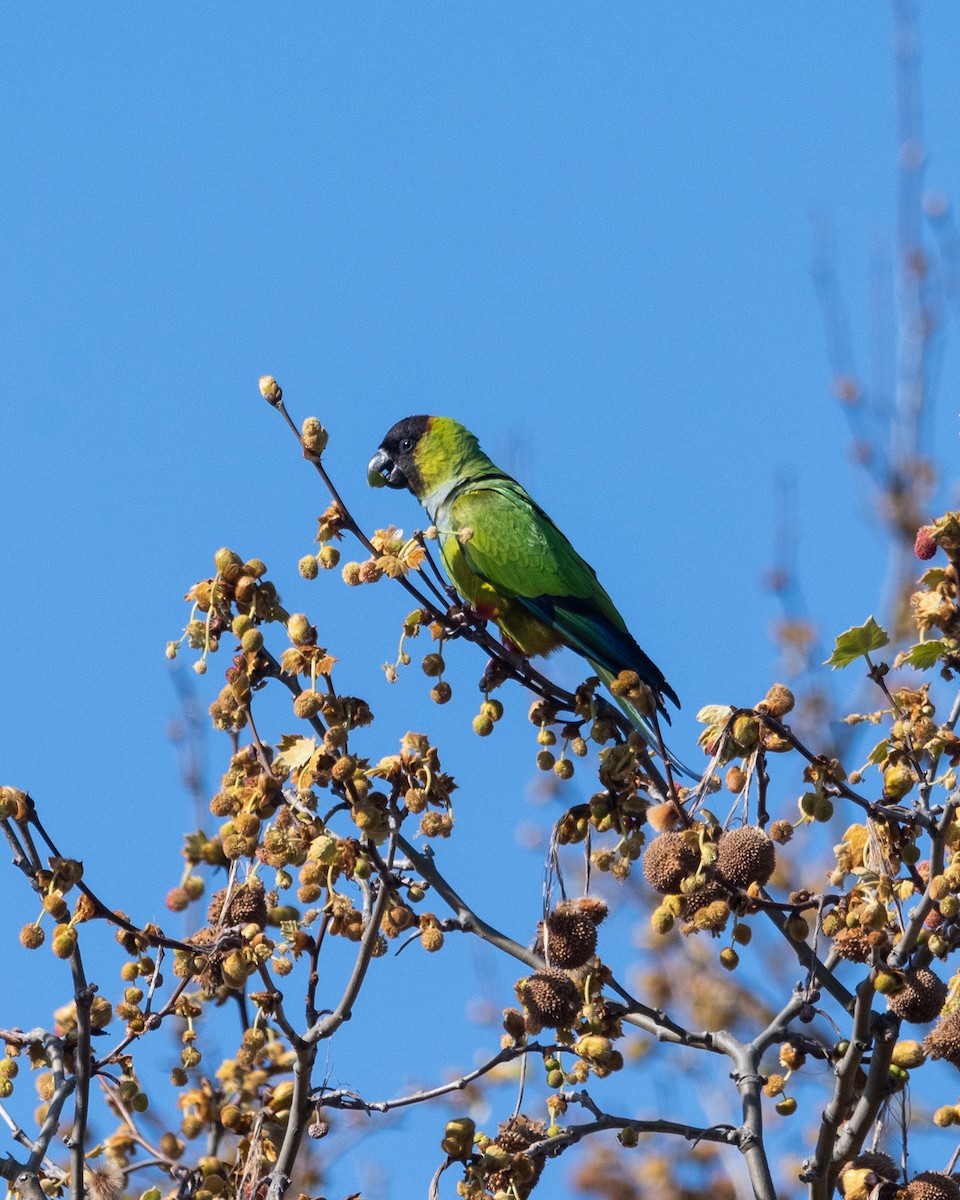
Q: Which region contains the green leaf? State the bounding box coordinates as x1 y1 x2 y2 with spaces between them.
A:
895 640 947 670
825 616 890 669
867 739 889 766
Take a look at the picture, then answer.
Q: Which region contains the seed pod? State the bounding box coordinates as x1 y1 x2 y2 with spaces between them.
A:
905 1172 960 1200
542 902 598 969
518 969 581 1031
923 1011 960 1067
716 826 776 889
643 831 697 894
887 968 947 1024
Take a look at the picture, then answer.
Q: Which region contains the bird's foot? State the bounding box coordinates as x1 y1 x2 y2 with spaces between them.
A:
478 656 512 692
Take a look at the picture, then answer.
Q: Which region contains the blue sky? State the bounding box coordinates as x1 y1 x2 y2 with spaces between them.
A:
3 5 960 1197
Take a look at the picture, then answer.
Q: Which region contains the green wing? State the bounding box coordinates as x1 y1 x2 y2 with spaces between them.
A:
447 479 611 607
445 480 679 711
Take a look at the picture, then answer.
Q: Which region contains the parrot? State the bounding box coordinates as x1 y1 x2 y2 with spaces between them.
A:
367 415 688 775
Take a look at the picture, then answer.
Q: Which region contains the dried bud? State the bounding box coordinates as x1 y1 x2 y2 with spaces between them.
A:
760 683 795 718
287 613 314 645
301 417 329 457
258 376 282 406
441 1117 476 1161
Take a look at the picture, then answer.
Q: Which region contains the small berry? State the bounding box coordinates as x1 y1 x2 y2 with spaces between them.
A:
915 526 938 560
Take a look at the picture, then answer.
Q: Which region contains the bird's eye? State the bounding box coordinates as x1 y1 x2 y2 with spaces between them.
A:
399 437 413 453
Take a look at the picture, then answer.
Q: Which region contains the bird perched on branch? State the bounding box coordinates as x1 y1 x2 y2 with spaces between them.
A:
368 415 688 775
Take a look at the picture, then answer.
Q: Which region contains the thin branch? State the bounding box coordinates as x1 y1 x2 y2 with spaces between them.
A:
802 976 876 1198
523 1113 742 1159
313 1041 556 1112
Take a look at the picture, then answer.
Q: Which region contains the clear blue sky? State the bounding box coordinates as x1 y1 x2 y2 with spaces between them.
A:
3 5 960 1197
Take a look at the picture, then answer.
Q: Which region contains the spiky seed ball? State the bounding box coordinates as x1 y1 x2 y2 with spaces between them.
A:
20 924 44 950
915 526 938 560
573 896 609 927
923 1011 960 1067
294 691 323 720
495 1114 548 1154
642 832 697 894
906 1172 960 1200
887 968 948 1024
543 902 598 969
716 826 776 889
519 969 581 1030
832 927 883 963
487 1115 548 1199
839 1152 899 1183
769 820 794 845
207 879 267 928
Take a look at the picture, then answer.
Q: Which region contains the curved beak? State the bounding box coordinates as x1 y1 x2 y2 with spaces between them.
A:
367 448 409 490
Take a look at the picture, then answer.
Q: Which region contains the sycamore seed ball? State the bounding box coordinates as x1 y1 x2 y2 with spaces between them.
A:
299 555 320 580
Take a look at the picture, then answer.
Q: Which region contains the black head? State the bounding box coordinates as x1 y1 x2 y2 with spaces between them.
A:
367 415 431 493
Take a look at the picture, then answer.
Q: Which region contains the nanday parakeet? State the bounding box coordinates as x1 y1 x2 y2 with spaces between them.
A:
367 415 686 771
